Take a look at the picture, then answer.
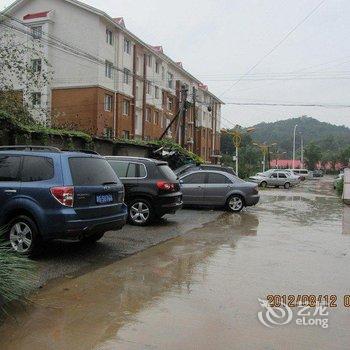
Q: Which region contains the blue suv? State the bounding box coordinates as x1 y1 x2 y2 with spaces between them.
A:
0 146 127 256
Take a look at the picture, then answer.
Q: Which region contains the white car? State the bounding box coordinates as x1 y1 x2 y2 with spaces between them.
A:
250 170 300 189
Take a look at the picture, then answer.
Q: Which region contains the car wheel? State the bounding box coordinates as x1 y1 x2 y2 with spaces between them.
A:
284 182 291 189
8 215 40 257
81 232 105 244
128 199 153 226
260 181 267 188
226 195 244 213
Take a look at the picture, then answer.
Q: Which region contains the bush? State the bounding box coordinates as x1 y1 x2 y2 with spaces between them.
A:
0 233 36 317
336 178 344 196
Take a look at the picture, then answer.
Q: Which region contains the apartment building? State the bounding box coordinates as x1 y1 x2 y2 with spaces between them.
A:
2 0 223 162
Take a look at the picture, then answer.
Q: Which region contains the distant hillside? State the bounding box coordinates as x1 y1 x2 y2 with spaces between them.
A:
250 116 350 155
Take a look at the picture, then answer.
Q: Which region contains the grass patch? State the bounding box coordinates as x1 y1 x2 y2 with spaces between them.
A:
0 232 36 318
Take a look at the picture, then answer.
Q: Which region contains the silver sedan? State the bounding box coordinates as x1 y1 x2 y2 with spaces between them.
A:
179 170 260 212
249 171 300 189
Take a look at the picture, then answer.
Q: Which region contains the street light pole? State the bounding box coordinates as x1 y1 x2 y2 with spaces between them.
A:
292 124 298 169
300 134 304 168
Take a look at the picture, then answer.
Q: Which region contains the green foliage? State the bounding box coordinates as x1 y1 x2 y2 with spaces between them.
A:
336 177 344 196
304 141 322 170
0 232 36 316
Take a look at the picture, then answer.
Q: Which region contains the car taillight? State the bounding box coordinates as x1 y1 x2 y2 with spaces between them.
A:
156 181 175 191
50 187 74 207
253 186 259 194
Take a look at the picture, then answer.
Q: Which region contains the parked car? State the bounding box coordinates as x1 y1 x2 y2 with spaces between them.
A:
334 173 344 189
174 163 236 178
106 156 183 226
256 169 296 178
179 170 259 212
0 146 127 256
288 168 312 180
249 171 299 189
313 170 324 177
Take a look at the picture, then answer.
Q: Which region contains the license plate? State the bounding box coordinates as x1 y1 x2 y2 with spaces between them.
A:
96 194 113 204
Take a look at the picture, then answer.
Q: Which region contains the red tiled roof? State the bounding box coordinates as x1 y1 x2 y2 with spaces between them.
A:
23 11 50 20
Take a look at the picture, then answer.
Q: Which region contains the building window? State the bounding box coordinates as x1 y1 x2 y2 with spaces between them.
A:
105 61 113 78
124 38 131 54
154 111 159 125
31 92 41 107
123 68 131 84
122 130 130 139
123 100 130 116
161 66 165 80
167 72 173 89
147 81 152 95
106 29 113 45
31 59 42 73
31 26 42 39
146 108 151 122
155 61 160 74
104 128 113 139
167 97 173 111
154 86 159 99
104 94 113 111
147 55 152 67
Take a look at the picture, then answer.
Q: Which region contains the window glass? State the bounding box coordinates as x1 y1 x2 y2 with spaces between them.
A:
109 161 128 178
158 164 177 181
22 156 54 182
139 164 147 178
208 173 231 184
271 173 278 178
69 158 118 186
0 155 21 181
182 172 206 184
279 173 287 178
127 163 137 177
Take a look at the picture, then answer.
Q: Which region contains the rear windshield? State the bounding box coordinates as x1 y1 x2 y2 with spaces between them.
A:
69 157 118 186
158 164 177 181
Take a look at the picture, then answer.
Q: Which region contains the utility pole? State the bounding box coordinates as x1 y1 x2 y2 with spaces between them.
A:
192 86 196 153
300 134 304 168
292 124 298 169
181 85 188 148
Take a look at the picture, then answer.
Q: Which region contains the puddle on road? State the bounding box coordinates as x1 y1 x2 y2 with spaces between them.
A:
1 179 350 350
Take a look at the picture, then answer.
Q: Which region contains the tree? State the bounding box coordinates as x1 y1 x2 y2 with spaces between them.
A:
0 29 52 124
304 141 322 170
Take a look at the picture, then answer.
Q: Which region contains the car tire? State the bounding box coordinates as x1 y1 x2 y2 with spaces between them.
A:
226 195 244 213
260 181 267 188
7 215 41 257
81 232 105 244
284 182 291 189
128 198 154 226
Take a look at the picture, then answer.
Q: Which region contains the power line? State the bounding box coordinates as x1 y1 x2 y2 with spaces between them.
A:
219 0 328 98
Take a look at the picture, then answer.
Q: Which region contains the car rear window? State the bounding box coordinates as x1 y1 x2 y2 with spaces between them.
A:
158 164 177 181
69 157 118 186
22 156 54 182
0 155 21 181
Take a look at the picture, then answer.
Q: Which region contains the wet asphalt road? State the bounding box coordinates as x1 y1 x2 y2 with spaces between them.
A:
1 176 350 350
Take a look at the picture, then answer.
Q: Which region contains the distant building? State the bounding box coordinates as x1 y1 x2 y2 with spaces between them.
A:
1 0 224 162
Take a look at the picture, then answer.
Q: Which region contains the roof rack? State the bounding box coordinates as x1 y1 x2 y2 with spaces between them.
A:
61 149 100 155
0 145 61 153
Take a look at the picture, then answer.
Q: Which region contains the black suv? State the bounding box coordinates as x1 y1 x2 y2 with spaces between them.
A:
105 156 183 226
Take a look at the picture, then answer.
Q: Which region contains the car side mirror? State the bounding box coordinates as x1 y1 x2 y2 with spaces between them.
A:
179 179 184 184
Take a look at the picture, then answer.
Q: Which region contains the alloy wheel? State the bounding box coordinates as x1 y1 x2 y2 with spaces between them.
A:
130 202 150 224
10 222 33 253
229 196 243 212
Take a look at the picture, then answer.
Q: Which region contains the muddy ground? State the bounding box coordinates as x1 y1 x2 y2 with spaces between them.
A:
1 176 350 350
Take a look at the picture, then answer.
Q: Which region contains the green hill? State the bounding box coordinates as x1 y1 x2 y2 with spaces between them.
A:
250 116 350 156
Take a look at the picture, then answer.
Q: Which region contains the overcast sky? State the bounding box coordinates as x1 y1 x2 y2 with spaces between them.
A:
2 0 350 128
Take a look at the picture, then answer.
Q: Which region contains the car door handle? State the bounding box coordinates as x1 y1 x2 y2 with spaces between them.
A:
4 189 17 193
